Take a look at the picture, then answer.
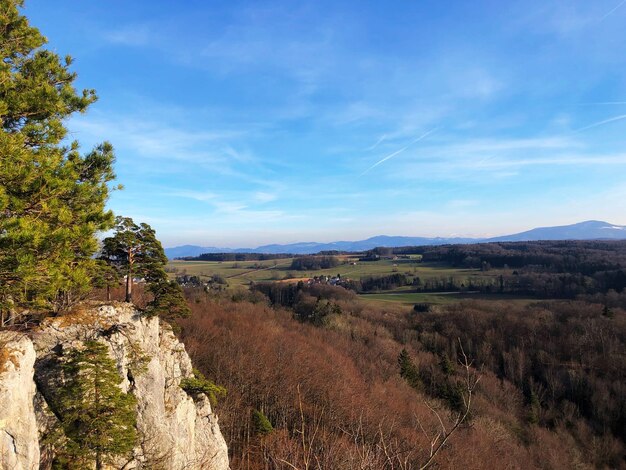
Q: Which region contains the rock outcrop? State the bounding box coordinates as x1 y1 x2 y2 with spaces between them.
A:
0 333 39 470
0 303 229 470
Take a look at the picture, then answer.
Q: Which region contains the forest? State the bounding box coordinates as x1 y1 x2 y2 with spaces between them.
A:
178 286 626 469
171 241 626 469
3 1 626 468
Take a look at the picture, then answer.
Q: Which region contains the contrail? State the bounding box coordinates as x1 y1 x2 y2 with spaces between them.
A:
574 114 626 133
577 101 626 106
474 154 496 167
359 128 438 176
599 0 626 22
365 134 387 151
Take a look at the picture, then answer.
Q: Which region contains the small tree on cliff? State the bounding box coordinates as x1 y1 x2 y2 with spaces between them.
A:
100 216 168 302
100 216 190 319
146 280 190 320
58 340 137 469
91 259 121 302
0 0 118 323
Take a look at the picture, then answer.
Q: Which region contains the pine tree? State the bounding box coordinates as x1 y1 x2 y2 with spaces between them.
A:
58 340 137 469
252 409 274 435
91 259 121 302
100 216 168 302
180 368 227 406
146 280 191 320
398 348 421 390
101 216 191 319
0 0 117 322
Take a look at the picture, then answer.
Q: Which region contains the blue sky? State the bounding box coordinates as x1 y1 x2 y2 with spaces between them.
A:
26 0 626 247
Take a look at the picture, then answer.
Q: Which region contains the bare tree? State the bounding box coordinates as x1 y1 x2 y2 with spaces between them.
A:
417 338 481 470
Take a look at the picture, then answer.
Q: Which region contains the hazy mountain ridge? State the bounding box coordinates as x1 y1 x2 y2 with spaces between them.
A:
486 220 626 242
166 220 626 258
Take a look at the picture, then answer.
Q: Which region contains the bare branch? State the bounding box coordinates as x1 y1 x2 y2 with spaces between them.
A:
418 337 481 470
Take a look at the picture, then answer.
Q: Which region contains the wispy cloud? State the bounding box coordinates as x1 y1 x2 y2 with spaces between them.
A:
39 0 626 245
68 111 268 181
380 131 626 184
254 192 278 203
71 115 242 159
449 137 577 153
447 199 479 209
397 153 626 182
577 101 626 106
359 128 439 176
365 134 387 151
573 114 626 133
469 154 626 168
168 190 216 202
102 25 152 46
599 0 626 22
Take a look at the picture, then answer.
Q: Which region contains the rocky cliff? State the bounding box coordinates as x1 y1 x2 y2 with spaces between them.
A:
0 302 229 469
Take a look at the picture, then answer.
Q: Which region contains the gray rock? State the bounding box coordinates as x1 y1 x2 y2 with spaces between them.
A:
0 302 229 470
0 333 39 470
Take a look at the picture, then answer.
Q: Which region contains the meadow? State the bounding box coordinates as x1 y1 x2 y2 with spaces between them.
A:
167 255 513 304
360 291 539 306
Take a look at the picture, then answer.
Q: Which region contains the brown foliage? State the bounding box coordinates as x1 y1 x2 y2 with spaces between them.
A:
176 289 624 469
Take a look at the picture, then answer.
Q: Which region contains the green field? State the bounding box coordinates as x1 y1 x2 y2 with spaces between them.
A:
359 291 539 306
359 292 463 305
167 256 509 287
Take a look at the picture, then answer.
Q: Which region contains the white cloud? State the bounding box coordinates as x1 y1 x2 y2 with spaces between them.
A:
68 110 274 184
102 25 152 46
169 190 216 202
254 192 277 203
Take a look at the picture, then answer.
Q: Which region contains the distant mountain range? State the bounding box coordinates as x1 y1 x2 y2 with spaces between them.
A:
165 220 626 258
486 220 626 242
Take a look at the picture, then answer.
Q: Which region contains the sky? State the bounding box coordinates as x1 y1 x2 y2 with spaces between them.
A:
25 0 626 247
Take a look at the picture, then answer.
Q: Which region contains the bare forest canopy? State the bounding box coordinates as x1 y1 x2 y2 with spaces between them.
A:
172 239 626 468
179 287 626 469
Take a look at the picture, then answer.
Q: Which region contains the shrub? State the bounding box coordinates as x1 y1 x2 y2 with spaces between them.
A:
252 409 274 435
180 368 227 406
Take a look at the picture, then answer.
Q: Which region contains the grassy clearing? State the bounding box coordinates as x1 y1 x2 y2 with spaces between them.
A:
359 292 461 305
359 291 540 306
168 257 506 284
167 259 293 285
169 258 544 308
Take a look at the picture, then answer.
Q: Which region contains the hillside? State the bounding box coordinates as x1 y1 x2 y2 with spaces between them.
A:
179 289 626 469
166 220 626 258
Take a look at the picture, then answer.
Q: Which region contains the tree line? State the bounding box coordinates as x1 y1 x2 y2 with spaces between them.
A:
289 255 340 270
185 253 293 262
409 240 626 274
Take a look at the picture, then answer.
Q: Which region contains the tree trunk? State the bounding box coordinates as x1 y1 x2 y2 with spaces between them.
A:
125 270 132 302
126 249 134 303
7 302 15 325
106 285 111 302
96 452 102 470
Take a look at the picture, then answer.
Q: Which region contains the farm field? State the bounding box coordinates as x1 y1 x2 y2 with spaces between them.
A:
167 256 511 287
359 291 539 306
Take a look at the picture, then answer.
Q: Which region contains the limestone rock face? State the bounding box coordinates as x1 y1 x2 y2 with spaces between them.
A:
0 303 229 470
0 333 39 470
